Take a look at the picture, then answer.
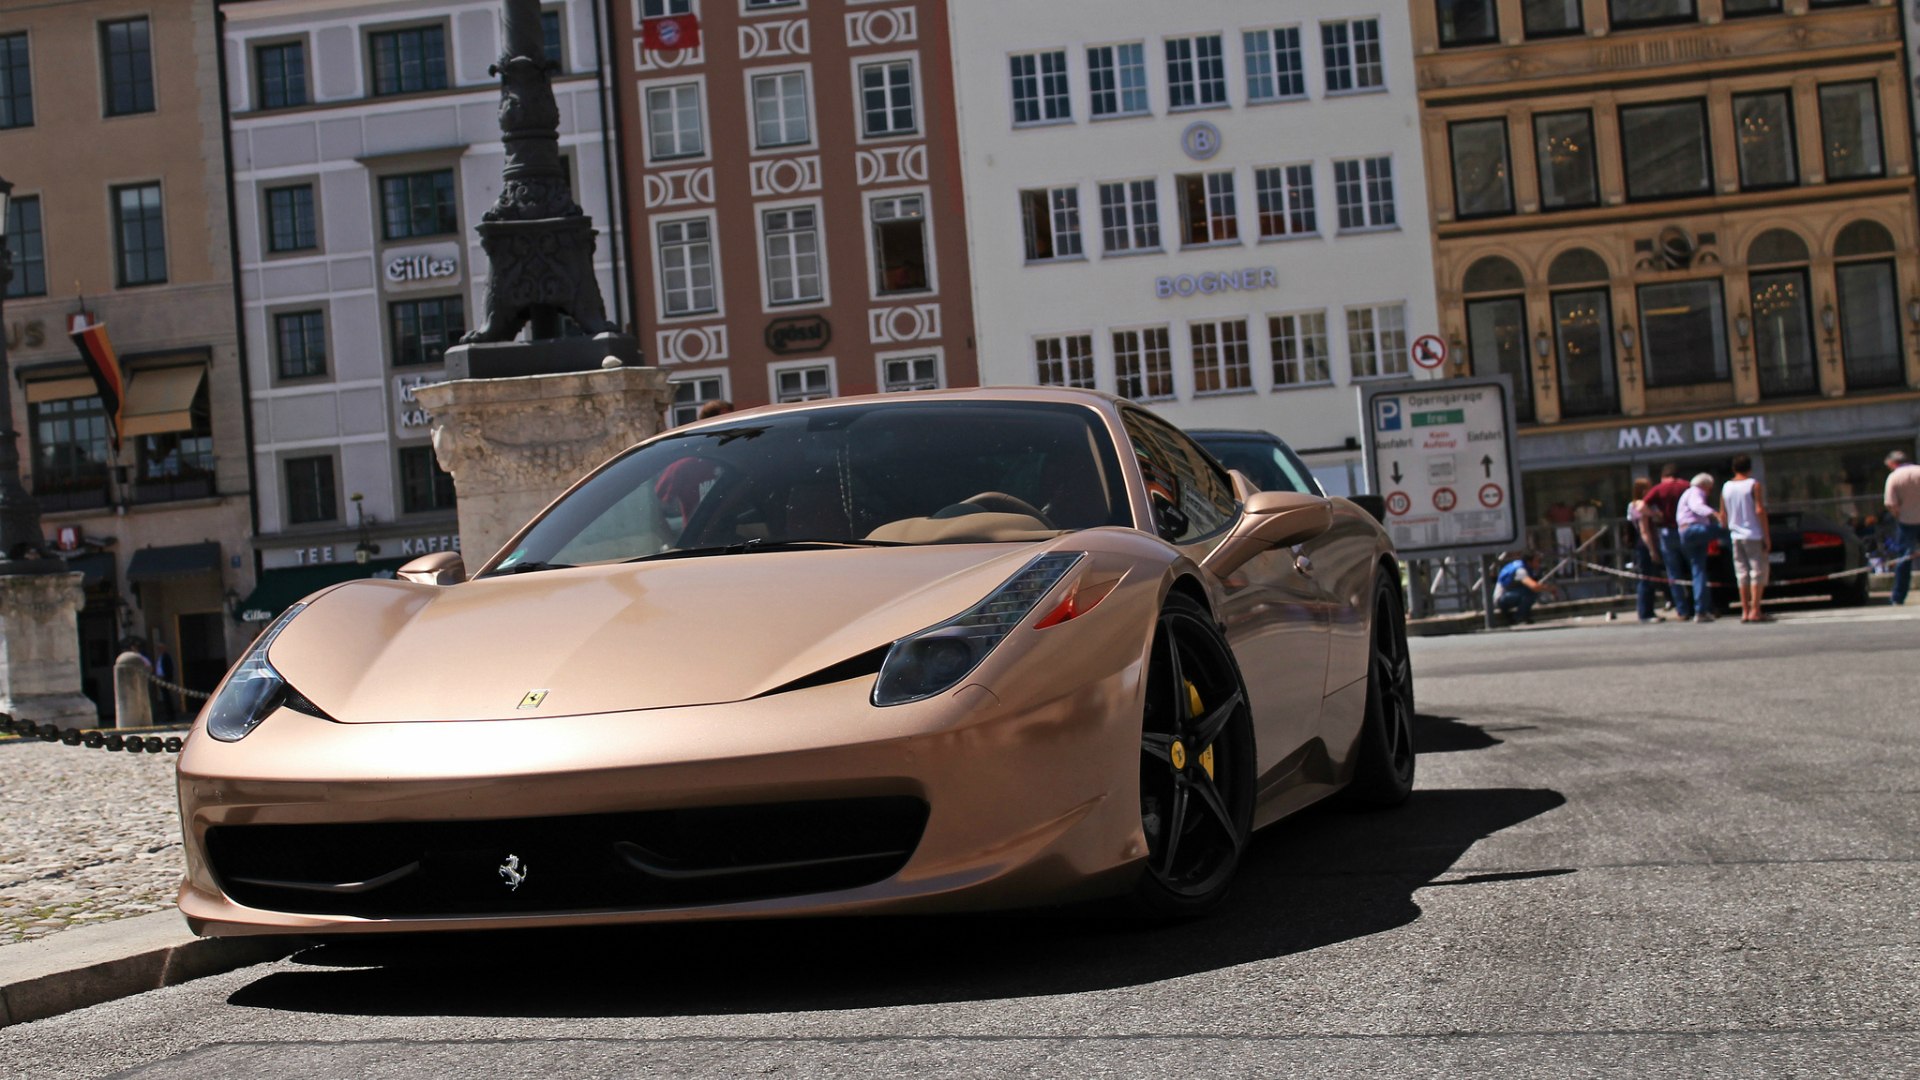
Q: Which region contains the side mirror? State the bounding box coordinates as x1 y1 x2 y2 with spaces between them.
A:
1203 491 1334 579
396 551 466 586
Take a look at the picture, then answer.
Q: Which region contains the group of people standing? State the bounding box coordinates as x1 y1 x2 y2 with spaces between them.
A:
1630 458 1771 624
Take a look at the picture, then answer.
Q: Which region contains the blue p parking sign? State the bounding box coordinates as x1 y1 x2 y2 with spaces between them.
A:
1375 397 1403 431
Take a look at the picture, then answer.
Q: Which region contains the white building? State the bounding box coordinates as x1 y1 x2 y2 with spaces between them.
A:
221 0 626 606
945 1 1441 494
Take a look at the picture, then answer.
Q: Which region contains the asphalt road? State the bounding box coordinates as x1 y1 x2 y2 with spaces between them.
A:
4 606 1917 1079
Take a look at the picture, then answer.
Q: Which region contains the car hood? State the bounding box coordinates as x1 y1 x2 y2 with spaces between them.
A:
265 543 1059 722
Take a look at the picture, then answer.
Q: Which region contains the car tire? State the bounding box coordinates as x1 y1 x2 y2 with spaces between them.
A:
1128 590 1256 918
1834 575 1870 607
1343 575 1416 809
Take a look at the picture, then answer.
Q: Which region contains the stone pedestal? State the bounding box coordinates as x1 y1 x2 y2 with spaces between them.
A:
413 366 672 570
0 571 99 728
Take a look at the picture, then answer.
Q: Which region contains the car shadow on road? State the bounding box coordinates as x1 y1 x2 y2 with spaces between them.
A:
1412 713 1505 754
227 786 1566 1019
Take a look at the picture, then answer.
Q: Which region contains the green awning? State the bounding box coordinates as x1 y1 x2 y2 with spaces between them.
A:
236 557 412 623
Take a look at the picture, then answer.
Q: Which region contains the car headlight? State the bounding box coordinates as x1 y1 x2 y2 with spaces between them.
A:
204 602 329 742
872 552 1083 707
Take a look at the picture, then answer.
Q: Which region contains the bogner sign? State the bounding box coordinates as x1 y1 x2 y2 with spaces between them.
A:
1616 414 1777 450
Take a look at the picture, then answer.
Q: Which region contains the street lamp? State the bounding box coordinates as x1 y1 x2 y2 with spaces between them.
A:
0 173 56 573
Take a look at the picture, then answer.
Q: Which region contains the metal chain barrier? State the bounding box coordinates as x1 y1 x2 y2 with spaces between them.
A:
144 669 213 702
0 670 206 754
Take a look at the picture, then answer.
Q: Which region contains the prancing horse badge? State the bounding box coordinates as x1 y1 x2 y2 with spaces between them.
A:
499 854 528 891
517 689 549 710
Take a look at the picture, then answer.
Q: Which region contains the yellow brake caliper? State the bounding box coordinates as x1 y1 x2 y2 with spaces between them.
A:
1184 679 1215 780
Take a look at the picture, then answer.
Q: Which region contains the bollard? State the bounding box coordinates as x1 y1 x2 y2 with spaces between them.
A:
112 650 155 730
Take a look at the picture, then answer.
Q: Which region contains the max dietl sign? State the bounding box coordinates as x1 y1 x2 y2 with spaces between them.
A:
384 243 462 291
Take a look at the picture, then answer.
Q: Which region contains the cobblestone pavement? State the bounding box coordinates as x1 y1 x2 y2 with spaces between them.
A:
0 738 182 945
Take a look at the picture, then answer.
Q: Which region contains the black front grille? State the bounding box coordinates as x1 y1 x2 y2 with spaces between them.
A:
206 796 928 918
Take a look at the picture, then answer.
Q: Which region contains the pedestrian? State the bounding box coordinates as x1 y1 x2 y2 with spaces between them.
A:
1885 449 1920 605
1627 476 1663 622
1642 463 1694 619
1722 455 1772 623
1677 472 1722 623
1494 550 1557 626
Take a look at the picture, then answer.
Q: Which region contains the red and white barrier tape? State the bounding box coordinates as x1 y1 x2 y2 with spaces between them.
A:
1573 551 1913 589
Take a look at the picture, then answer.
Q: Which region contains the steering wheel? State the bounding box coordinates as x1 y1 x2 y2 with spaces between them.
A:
955 490 1055 528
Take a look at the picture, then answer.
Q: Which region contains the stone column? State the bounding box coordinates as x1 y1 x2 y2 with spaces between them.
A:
0 571 99 728
412 366 672 570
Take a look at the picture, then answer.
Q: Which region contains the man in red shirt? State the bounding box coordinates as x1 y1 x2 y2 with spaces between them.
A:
1638 463 1696 619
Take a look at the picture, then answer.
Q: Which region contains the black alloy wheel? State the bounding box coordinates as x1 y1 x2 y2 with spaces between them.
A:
1132 591 1255 916
1345 576 1416 807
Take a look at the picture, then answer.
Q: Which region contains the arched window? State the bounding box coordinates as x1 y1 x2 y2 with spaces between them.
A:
1748 229 1810 268
1546 249 1615 417
1547 248 1608 285
1462 257 1532 421
1833 220 1903 389
1746 231 1817 398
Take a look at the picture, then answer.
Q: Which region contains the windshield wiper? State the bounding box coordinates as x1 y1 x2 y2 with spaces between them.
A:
481 560 575 577
625 539 908 564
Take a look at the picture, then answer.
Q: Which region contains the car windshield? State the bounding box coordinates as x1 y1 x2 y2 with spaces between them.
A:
491 400 1133 571
1194 435 1320 496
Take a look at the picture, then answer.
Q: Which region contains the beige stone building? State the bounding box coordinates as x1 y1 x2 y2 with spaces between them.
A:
1414 0 1920 522
1 0 252 715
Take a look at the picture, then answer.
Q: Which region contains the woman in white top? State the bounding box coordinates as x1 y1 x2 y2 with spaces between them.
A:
1722 453 1772 623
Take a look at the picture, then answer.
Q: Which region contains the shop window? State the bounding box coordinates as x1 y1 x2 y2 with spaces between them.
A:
1 32 31 129
285 455 337 525
265 184 317 253
255 40 308 109
1733 91 1797 190
379 169 457 240
113 183 166 286
882 355 940 393
1113 327 1174 400
869 195 929 294
1165 34 1227 110
1269 311 1331 388
28 395 111 512
1638 279 1728 387
1763 441 1899 521
1176 172 1238 246
1021 187 1083 261
669 374 725 426
751 70 811 149
4 195 45 297
1607 0 1697 28
1009 51 1069 125
100 18 154 116
1818 82 1883 182
658 218 717 315
1524 0 1583 36
762 206 822 305
1098 179 1160 253
399 444 456 514
1347 304 1408 380
275 310 328 380
646 83 704 161
389 295 465 367
1436 0 1498 47
1242 29 1304 104
1534 110 1599 211
1522 467 1634 535
1034 334 1095 389
1620 100 1711 200
368 25 448 97
859 60 917 138
1088 43 1149 118
1321 19 1383 94
1450 118 1513 218
1190 318 1252 394
1747 230 1817 399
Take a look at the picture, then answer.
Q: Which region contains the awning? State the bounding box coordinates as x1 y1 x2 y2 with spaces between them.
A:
61 552 114 588
126 541 221 583
26 376 99 404
120 365 207 438
236 557 412 623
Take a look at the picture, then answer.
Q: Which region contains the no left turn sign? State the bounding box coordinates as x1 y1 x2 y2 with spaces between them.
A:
1410 334 1447 371
1386 491 1411 516
1479 483 1505 509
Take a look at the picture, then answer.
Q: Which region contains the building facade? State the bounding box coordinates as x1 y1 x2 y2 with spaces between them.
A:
946 1 1442 495
1416 0 1920 523
610 0 977 421
221 0 627 601
1 0 253 714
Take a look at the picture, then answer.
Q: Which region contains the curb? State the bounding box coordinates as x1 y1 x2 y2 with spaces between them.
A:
1409 595 1636 636
0 909 298 1028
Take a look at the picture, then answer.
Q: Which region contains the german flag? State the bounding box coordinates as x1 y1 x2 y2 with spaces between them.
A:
69 315 125 451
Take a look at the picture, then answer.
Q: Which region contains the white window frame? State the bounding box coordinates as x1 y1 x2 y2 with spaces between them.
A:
755 197 827 311
1345 302 1408 380
1321 18 1385 95
1033 332 1096 389
1009 49 1071 126
1098 177 1162 255
875 347 944 393
1268 309 1333 388
769 357 836 403
1177 170 1240 247
1189 317 1254 396
652 210 722 322
640 77 708 164
863 185 937 300
1333 155 1397 232
1164 32 1228 111
1086 41 1150 119
740 0 803 14
853 52 920 142
1254 162 1317 239
1112 324 1176 402
668 368 730 426
1244 26 1307 104
745 64 815 153
1020 185 1084 263
640 0 693 18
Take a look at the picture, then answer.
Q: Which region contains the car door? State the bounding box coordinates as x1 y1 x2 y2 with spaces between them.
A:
1122 411 1332 781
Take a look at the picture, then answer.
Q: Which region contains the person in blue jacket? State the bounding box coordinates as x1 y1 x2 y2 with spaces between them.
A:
1495 550 1556 625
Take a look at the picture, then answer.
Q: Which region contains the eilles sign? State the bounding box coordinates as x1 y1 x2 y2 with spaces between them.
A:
765 314 831 356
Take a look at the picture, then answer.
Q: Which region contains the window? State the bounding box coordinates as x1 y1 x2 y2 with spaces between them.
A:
1165 34 1226 110
1450 118 1513 217
1534 110 1599 210
379 170 457 240
30 395 111 511
751 71 811 148
1087 43 1148 118
1321 19 1383 94
1190 319 1252 394
1034 335 1095 388
1620 100 1711 200
369 25 448 96
646 83 705 160
4 195 45 298
859 60 916 137
1333 156 1396 230
763 206 822 305
1464 256 1530 421
1552 289 1616 419
775 364 832 403
1176 172 1238 246
670 374 725 426
1243 28 1305 103
284 455 338 525
1608 0 1697 27
265 185 317 253
389 295 465 367
1010 50 1070 124
255 41 307 109
1819 82 1883 181
1098 179 1160 253
542 9 563 67
1020 187 1083 261
1113 327 1174 401
1270 312 1331 387
1747 232 1817 398
113 183 166 287
1 32 33 128
642 0 692 14
1723 0 1782 12
1254 164 1316 237
275 310 328 380
1637 280 1728 387
1524 0 1584 36
399 445 456 514
882 355 940 392
1835 221 1901 390
1436 1 1498 47
1733 91 1796 190
746 0 800 8
870 195 929 294
131 386 215 507
1347 304 1408 379
659 218 718 315
100 18 154 116
1123 410 1237 543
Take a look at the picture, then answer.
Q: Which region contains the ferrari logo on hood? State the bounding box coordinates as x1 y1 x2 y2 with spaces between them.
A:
517 690 549 710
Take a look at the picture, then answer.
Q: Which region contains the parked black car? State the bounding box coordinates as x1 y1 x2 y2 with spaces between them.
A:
1706 511 1869 607
1190 428 1389 524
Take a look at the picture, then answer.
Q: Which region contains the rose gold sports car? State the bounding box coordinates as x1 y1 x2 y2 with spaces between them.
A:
176 388 1412 935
